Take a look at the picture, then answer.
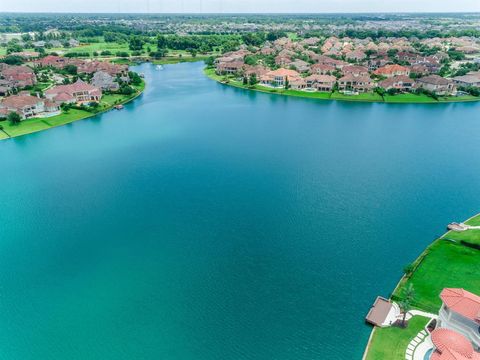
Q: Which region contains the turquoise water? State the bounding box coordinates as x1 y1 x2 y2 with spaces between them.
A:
1 62 480 359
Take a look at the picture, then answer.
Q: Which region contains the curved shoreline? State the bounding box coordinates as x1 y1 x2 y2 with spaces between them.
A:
0 80 146 141
203 68 480 105
362 212 480 359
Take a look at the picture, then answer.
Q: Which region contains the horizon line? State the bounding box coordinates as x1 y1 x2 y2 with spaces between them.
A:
1 11 480 15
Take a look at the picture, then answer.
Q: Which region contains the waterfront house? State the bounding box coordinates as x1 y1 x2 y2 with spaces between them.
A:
378 75 415 92
0 94 59 119
45 79 102 104
428 328 480 360
216 60 244 75
452 72 480 87
305 74 336 91
437 288 480 350
289 77 307 90
260 68 302 88
338 74 375 93
242 65 269 79
416 75 456 95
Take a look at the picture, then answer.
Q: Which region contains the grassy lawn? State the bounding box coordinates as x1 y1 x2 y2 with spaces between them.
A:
365 316 430 360
204 68 480 104
365 213 480 359
391 214 480 313
0 79 145 140
330 91 384 102
384 93 438 103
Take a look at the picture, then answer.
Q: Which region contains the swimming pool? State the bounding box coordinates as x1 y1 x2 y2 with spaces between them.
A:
424 348 433 360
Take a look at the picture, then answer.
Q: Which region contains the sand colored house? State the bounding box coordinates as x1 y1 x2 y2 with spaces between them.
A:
378 75 415 91
310 63 336 75
305 74 336 91
416 75 456 95
45 79 102 104
338 74 375 93
0 94 59 119
260 68 302 88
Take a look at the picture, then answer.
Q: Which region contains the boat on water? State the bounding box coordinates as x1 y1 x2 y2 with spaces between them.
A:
115 104 124 110
156 65 164 70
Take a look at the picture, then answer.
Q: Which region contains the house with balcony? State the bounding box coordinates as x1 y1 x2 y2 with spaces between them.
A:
437 288 480 351
260 68 302 88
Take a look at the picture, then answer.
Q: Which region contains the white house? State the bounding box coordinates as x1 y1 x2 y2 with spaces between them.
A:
437 288 480 351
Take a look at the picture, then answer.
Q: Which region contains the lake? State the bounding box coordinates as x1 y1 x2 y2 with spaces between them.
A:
1 61 480 359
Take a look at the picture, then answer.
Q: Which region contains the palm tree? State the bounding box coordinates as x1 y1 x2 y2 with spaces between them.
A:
399 284 416 327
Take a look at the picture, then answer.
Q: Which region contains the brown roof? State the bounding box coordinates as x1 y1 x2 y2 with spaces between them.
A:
417 75 452 86
1 94 41 109
365 296 393 327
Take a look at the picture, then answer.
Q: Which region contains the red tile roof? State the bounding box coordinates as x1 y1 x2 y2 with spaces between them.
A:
430 328 480 360
441 288 480 322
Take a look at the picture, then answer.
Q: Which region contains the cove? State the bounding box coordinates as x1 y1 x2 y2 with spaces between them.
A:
1 61 480 360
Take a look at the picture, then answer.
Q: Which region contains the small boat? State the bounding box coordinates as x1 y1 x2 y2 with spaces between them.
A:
156 65 163 70
115 104 124 110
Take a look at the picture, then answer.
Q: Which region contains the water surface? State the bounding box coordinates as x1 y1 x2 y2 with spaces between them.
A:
1 62 480 359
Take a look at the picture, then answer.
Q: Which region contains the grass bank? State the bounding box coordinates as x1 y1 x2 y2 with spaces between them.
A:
204 68 480 104
364 213 480 360
365 316 430 360
0 79 145 141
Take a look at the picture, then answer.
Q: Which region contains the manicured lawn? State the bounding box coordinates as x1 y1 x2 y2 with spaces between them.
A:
204 68 480 104
392 213 480 313
365 213 480 359
330 91 384 102
0 79 145 140
365 316 430 360
384 93 438 103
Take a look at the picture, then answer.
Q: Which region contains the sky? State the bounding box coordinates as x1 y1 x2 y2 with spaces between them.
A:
1 0 480 14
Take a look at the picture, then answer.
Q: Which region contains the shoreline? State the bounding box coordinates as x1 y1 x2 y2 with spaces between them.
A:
203 67 480 105
362 212 480 359
0 79 145 141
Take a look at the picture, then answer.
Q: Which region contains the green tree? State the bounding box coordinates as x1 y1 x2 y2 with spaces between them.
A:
7 111 22 125
399 284 416 328
128 36 144 51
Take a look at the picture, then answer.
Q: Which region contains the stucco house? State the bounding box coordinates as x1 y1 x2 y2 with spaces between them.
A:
260 68 302 88
416 75 456 95
437 288 480 350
